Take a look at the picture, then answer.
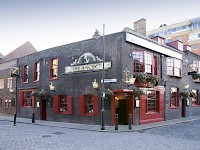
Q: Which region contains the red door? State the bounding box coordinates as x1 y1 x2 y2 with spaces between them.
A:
182 99 186 117
41 98 46 120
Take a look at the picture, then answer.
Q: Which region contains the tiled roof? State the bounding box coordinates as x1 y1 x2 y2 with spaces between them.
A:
1 41 37 63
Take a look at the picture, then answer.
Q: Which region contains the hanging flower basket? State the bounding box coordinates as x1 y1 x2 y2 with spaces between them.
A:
180 90 190 98
189 91 196 98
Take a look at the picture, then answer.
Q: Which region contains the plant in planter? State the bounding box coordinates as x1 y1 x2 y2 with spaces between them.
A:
180 90 190 98
189 91 196 98
133 73 146 83
192 73 200 80
146 74 160 86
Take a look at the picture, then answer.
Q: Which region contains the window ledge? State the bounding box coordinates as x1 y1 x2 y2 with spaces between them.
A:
82 113 95 116
49 78 58 81
170 106 179 109
145 112 159 114
23 81 29 84
192 105 199 107
33 80 40 83
167 75 182 78
59 112 71 115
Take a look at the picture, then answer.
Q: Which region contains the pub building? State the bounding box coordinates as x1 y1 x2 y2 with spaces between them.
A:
16 24 200 126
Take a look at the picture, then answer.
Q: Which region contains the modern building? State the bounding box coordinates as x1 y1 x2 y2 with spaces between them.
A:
0 42 37 116
147 16 200 55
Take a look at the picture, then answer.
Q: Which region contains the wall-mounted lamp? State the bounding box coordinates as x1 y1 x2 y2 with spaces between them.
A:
187 61 197 75
49 82 55 91
183 84 190 90
9 88 14 93
92 79 99 90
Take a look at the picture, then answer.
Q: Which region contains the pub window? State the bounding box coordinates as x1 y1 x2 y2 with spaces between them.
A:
79 94 99 116
19 91 34 107
23 65 29 82
34 62 40 81
50 58 58 79
167 58 182 77
5 100 11 109
0 79 4 89
191 89 198 106
146 90 159 112
133 50 157 75
170 87 179 108
53 95 72 114
7 78 12 89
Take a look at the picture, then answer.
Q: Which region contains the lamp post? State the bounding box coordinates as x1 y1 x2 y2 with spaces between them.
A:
93 24 105 130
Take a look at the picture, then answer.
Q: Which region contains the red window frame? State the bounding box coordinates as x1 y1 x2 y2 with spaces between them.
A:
132 50 158 75
167 58 182 77
146 90 159 113
34 62 40 81
5 100 11 109
170 87 179 108
23 65 28 83
0 79 4 89
50 58 58 80
191 89 199 106
19 90 34 107
79 94 99 116
53 95 72 115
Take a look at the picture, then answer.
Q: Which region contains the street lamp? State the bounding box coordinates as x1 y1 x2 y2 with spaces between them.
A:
93 24 106 130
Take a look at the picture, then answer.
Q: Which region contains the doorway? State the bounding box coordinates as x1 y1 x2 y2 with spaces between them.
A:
182 98 186 117
116 99 129 125
41 97 47 120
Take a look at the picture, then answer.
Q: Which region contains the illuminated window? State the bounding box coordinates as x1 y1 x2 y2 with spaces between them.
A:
7 78 12 89
50 58 58 79
23 65 29 82
34 62 40 81
191 89 198 106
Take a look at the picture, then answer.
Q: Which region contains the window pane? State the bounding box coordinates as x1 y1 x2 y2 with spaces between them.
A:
170 87 178 107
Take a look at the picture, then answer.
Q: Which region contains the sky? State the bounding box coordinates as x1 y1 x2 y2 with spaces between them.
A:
0 0 199 56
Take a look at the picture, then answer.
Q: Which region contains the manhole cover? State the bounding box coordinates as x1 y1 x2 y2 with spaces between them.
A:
51 131 65 135
42 135 51 138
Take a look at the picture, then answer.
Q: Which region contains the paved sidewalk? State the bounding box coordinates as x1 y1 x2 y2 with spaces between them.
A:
1 115 200 132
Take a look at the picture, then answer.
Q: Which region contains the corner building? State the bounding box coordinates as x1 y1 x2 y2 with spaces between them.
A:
17 28 195 126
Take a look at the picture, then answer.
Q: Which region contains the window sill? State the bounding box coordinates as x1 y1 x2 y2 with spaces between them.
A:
167 75 182 78
33 80 40 83
170 106 179 109
145 112 159 114
49 78 58 81
82 113 95 116
192 105 199 107
59 111 71 115
21 106 33 108
23 81 28 84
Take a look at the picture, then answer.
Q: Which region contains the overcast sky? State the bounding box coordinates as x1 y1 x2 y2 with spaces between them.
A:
0 0 199 56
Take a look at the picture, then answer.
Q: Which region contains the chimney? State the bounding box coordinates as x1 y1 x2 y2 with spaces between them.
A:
134 18 146 36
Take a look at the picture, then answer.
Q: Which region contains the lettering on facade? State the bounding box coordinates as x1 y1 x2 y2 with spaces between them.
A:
65 52 111 74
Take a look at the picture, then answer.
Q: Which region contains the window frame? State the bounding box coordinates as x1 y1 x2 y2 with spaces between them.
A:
167 58 182 77
53 95 72 115
191 89 198 106
19 90 34 107
133 50 158 75
170 87 179 108
50 58 58 80
0 79 4 89
34 62 40 82
23 65 29 83
7 77 12 89
146 90 159 113
79 94 99 116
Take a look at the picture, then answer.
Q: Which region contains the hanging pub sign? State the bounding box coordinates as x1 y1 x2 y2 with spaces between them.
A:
64 53 111 74
11 67 20 78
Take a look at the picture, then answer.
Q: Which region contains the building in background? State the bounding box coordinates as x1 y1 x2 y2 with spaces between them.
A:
0 42 36 116
147 16 200 55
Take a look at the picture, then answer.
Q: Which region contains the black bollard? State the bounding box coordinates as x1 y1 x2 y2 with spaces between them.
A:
115 114 118 130
128 113 132 130
32 112 35 123
13 113 16 126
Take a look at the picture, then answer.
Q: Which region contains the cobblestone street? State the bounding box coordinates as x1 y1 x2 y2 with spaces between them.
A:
1 120 200 150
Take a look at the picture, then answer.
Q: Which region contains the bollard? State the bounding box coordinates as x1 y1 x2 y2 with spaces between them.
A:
13 113 16 126
115 114 118 130
128 113 132 130
32 112 35 123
